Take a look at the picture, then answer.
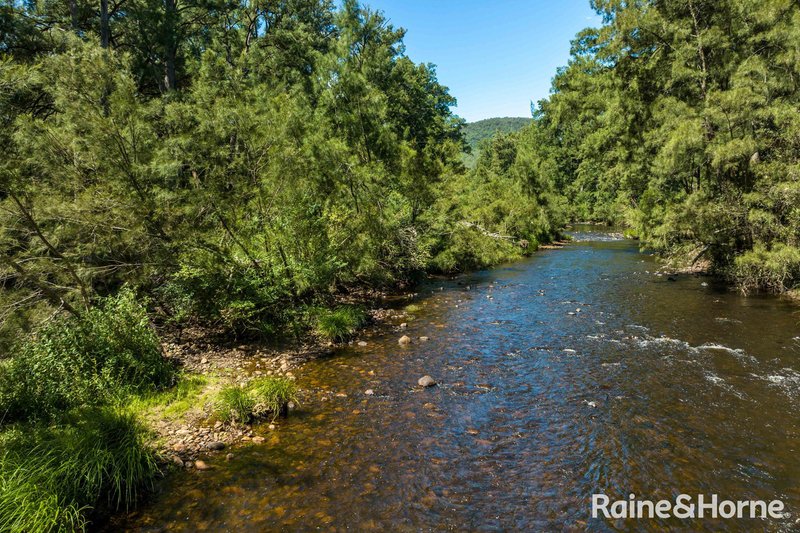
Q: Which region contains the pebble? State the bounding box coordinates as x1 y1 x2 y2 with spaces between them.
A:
194 460 211 470
400 323 408 329
419 336 429 341
252 436 266 444
358 341 368 346
226 453 234 461
365 389 374 395
418 375 437 388
398 335 411 345
207 441 225 451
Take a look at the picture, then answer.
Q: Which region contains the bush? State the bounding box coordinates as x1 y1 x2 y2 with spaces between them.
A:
312 305 367 342
0 408 159 532
158 260 291 336
215 377 298 424
732 243 800 294
429 225 524 273
0 289 174 423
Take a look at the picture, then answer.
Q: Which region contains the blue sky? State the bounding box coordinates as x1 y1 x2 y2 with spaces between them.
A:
361 0 602 122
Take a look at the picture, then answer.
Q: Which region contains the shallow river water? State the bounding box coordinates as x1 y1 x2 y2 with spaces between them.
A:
120 228 800 532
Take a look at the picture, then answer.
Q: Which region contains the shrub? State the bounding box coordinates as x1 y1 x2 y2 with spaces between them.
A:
312 305 367 342
429 224 523 273
0 289 174 423
158 260 291 336
0 408 159 532
732 243 800 294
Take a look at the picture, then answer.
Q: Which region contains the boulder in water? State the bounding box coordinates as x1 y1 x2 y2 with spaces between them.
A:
418 375 436 388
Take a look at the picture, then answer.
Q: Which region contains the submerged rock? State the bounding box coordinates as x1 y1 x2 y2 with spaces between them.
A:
419 336 430 341
418 375 436 388
194 460 211 470
208 441 225 451
399 335 411 345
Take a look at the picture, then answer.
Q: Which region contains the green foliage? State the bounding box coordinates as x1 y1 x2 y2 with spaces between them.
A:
249 377 299 422
215 386 256 424
312 305 367 342
734 243 800 294
427 129 564 272
0 0 565 348
0 290 173 423
215 377 298 424
158 261 291 336
0 408 159 532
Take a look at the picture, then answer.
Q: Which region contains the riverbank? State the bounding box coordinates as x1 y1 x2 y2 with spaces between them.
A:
140 302 419 469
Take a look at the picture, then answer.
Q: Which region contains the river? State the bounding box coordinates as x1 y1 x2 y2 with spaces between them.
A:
118 227 800 532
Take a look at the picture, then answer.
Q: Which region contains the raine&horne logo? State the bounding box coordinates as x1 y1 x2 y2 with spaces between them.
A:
592 494 787 520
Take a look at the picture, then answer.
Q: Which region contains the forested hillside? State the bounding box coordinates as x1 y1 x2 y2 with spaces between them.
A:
463 117 533 151
462 117 532 167
506 0 800 294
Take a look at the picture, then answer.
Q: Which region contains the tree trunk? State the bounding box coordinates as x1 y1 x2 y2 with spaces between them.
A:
70 0 79 31
163 0 177 91
100 0 110 48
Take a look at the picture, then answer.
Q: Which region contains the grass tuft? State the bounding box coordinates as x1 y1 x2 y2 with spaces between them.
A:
215 377 298 424
215 385 256 424
312 305 367 342
250 377 299 422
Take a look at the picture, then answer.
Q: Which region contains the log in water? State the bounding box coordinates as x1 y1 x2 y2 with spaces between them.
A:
119 228 800 531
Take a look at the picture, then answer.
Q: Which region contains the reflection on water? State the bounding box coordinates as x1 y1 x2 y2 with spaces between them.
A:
117 230 800 532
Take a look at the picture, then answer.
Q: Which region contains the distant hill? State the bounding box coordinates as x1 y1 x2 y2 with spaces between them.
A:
462 117 532 167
